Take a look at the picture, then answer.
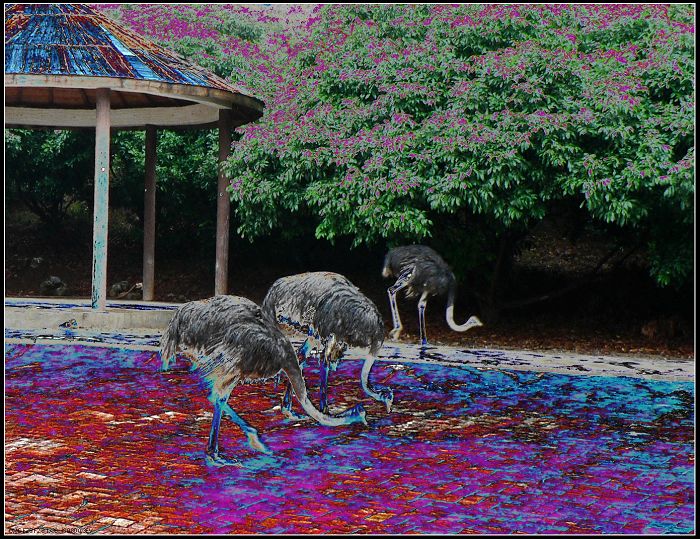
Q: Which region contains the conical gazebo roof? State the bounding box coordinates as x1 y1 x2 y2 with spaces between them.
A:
5 3 263 129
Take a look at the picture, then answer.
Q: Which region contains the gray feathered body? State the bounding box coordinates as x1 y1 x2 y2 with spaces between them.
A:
159 295 367 458
160 295 300 398
383 245 456 298
262 272 384 355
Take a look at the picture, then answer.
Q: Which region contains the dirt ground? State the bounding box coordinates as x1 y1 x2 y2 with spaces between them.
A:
4 209 694 360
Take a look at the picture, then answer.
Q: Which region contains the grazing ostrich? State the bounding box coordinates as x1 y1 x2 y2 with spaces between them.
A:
159 295 367 467
262 272 394 416
382 245 483 345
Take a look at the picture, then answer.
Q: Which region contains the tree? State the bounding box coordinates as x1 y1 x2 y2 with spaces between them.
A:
5 129 95 229
20 4 690 317
218 4 693 316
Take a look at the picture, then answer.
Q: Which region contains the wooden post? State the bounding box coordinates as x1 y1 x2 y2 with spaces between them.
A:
143 125 157 301
91 88 111 310
215 109 233 296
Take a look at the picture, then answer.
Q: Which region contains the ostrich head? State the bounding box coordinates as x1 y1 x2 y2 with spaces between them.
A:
466 315 483 329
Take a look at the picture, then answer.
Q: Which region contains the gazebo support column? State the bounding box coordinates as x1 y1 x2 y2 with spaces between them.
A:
91 87 111 310
142 125 157 301
215 109 233 296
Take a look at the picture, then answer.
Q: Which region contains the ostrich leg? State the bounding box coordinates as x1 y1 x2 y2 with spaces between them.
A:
317 334 362 418
220 399 273 455
205 395 242 467
318 334 340 413
318 354 362 418
388 269 413 340
319 350 332 414
418 291 429 345
281 380 309 421
281 339 312 420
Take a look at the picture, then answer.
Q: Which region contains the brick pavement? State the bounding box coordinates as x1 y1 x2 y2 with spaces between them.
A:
5 342 695 534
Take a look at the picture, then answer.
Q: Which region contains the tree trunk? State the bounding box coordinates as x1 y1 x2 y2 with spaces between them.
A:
477 232 516 324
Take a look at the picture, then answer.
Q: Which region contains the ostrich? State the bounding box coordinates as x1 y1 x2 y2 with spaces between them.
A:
382 245 483 345
262 272 394 416
159 295 367 467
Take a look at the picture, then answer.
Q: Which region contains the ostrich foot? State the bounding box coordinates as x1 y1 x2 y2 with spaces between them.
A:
336 403 369 426
389 328 402 341
281 407 310 421
281 382 309 421
244 430 273 455
205 452 243 468
159 358 172 372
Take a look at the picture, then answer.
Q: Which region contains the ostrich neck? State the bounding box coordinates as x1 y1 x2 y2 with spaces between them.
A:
445 284 475 332
283 364 355 427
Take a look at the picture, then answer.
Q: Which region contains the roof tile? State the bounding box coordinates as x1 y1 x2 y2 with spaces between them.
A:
5 3 249 96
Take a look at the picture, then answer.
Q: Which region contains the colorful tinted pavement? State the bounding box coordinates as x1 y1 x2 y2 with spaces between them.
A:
5 341 695 534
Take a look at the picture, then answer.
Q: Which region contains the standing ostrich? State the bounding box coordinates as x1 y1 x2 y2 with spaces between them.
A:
262 272 394 416
159 295 366 467
382 245 483 345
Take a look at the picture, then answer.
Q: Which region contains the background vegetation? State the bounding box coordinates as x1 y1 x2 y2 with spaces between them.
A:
5 4 694 331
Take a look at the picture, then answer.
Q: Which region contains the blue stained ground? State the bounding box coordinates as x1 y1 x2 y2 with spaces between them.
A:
4 341 696 534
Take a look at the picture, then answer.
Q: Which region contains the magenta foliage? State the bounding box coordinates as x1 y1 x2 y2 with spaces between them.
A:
94 4 695 284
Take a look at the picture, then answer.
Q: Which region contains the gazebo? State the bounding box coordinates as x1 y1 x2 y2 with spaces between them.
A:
5 4 264 309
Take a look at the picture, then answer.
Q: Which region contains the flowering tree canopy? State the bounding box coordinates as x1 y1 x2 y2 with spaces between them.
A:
98 4 694 288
